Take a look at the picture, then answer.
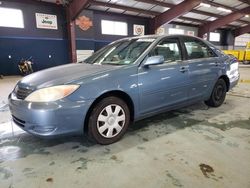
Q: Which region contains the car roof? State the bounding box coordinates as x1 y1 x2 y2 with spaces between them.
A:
120 34 204 42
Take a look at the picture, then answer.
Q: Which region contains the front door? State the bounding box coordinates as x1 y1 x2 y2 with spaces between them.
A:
138 38 189 115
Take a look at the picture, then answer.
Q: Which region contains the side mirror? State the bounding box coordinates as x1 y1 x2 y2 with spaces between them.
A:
144 55 164 67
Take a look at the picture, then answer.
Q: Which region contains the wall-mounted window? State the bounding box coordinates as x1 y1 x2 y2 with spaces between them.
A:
209 32 220 42
0 7 24 28
101 20 127 36
169 28 184 35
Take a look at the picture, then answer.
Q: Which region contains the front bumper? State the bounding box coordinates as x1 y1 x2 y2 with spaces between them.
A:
227 72 240 91
8 93 93 137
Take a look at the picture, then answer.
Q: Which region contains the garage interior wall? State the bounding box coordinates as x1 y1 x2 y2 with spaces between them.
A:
0 1 149 75
0 1 68 75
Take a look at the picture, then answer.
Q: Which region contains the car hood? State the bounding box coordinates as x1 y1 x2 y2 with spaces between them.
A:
18 63 119 89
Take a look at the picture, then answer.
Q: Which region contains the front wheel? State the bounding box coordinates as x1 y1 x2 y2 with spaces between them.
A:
205 79 227 107
87 96 130 145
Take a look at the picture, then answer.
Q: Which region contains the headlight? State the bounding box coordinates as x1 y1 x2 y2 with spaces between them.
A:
25 85 79 102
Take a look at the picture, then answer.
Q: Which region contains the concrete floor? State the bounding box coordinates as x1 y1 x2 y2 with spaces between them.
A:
0 67 250 188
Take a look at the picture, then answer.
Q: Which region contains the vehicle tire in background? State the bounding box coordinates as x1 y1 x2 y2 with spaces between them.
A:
87 96 130 145
243 60 250 64
205 78 227 107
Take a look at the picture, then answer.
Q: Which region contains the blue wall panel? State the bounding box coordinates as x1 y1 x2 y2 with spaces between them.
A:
76 39 95 50
94 41 111 51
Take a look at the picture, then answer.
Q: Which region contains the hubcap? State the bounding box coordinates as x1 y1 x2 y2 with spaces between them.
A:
97 104 126 138
214 84 224 101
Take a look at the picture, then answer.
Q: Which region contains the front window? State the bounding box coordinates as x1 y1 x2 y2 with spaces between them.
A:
149 38 182 63
84 38 155 65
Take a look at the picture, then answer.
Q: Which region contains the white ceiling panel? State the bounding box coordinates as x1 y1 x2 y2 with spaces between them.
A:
183 12 209 20
137 13 154 18
133 2 155 10
162 0 184 5
240 16 250 22
95 0 110 2
174 18 184 22
88 5 108 11
230 21 244 26
191 22 201 25
195 6 227 15
235 3 249 9
212 0 242 7
182 20 192 24
123 10 139 16
206 17 217 21
107 8 124 13
240 24 248 27
150 5 169 13
115 0 137 7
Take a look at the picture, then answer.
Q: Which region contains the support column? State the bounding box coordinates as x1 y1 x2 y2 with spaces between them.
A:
66 8 77 63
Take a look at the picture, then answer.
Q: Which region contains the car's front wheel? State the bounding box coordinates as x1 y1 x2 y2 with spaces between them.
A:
88 96 130 145
205 78 227 107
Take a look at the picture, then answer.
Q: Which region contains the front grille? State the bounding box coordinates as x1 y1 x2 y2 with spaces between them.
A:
12 115 25 127
15 86 33 100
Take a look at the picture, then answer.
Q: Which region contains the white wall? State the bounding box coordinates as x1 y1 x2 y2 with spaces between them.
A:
234 34 250 48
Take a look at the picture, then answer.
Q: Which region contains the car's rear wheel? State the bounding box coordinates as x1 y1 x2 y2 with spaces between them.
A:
87 96 130 145
205 78 227 107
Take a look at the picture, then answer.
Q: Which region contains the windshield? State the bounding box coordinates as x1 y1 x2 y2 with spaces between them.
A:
84 38 155 65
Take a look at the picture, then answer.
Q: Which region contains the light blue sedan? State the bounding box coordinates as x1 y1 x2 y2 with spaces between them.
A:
9 35 239 144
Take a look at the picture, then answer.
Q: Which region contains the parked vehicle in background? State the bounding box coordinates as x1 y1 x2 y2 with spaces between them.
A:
223 42 250 64
9 35 239 145
18 57 34 75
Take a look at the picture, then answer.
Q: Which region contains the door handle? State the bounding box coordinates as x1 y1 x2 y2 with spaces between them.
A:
180 66 189 73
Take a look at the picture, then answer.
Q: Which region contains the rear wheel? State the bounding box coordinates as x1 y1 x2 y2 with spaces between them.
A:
205 79 227 107
87 96 130 145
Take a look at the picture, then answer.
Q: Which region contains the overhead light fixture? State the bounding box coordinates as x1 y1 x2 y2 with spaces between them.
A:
245 15 249 18
200 3 211 8
217 7 232 13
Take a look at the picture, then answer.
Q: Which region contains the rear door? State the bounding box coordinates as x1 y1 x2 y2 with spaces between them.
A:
181 37 220 101
138 37 190 114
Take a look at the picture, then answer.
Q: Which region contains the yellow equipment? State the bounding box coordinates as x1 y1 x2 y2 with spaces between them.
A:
223 42 250 64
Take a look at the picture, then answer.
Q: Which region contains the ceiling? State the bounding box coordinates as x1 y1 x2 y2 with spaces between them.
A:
39 0 250 30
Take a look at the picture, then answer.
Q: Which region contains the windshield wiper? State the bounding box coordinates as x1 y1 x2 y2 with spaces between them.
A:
102 62 124 66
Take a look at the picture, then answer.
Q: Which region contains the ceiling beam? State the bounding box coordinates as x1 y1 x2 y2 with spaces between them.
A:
89 0 246 31
198 6 250 37
90 1 206 24
234 25 250 37
238 0 250 5
135 0 250 25
150 0 202 31
68 0 90 20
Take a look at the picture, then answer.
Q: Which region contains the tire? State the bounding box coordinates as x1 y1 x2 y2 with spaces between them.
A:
87 96 130 145
205 79 227 107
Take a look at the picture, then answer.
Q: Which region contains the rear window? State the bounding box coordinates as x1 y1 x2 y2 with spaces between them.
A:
184 39 217 59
